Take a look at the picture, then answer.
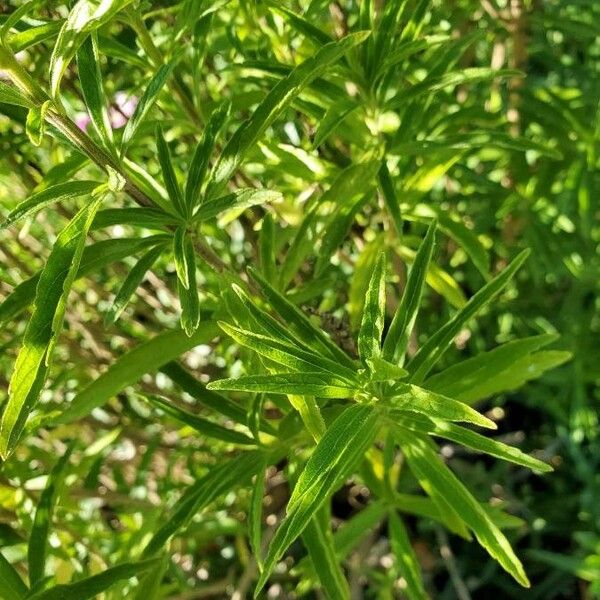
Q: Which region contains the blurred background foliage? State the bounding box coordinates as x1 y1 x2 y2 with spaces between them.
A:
0 0 599 598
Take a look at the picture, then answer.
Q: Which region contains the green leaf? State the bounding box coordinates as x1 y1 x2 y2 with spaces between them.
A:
121 61 174 149
172 226 191 290
259 212 277 284
383 221 436 364
398 429 530 588
26 558 161 600
0 197 102 459
0 80 34 107
249 459 267 569
207 31 370 196
133 555 168 600
388 511 428 600
105 244 165 325
54 322 220 424
92 207 176 231
141 393 254 446
175 232 200 336
265 3 333 46
365 356 408 382
389 68 522 107
399 414 552 473
159 362 255 430
28 445 74 586
156 126 185 216
358 252 386 364
207 372 357 399
49 0 135 97
0 0 39 40
185 101 230 214
1 180 99 230
76 33 113 148
407 249 530 383
314 161 380 275
349 236 385 330
193 189 282 223
404 206 489 278
25 99 49 146
287 395 326 442
143 450 267 557
378 161 403 238
0 551 28 600
248 267 356 369
10 22 64 54
256 403 380 594
218 322 358 382
313 101 358 148
424 334 562 403
224 284 328 361
394 244 466 310
302 507 350 600
389 383 496 429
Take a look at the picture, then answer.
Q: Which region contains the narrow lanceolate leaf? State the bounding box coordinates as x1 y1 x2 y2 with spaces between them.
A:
259 212 277 284
0 551 28 600
0 81 34 107
399 415 552 473
398 429 530 588
366 356 408 382
207 372 357 399
248 267 356 369
217 322 358 383
28 445 74 586
383 221 436 364
225 283 313 352
156 126 185 216
206 31 370 196
160 361 258 430
424 334 565 404
389 383 496 429
121 61 174 148
193 189 282 223
408 249 530 384
50 0 136 97
176 232 200 336
0 0 39 40
26 558 162 600
134 555 168 600
388 511 428 600
76 33 113 148
249 459 267 569
358 252 387 364
313 101 358 148
378 161 403 238
55 322 220 424
143 451 266 557
141 394 254 446
1 180 99 230
26 99 49 146
173 226 191 289
256 404 380 595
0 197 101 459
302 508 350 600
288 395 326 442
185 101 230 214
105 244 165 325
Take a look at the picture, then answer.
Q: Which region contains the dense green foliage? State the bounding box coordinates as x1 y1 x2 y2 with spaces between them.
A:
0 0 598 598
